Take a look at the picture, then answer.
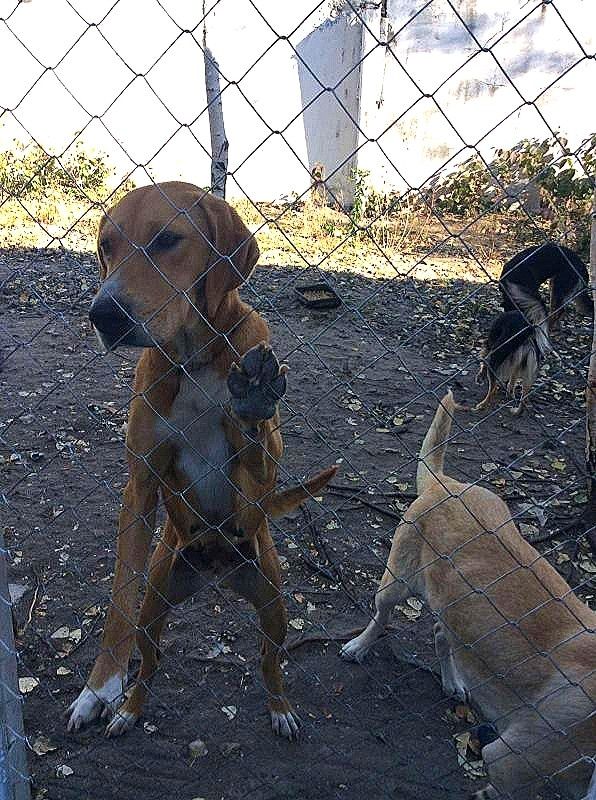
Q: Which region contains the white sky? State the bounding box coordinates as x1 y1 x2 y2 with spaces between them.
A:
0 0 337 196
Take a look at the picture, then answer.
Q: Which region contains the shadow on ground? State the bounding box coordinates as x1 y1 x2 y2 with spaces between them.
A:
1 248 593 800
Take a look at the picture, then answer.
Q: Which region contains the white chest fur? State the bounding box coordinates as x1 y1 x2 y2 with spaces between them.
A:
165 366 232 523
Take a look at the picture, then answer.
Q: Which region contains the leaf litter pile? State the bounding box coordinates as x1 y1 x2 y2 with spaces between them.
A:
1 245 594 800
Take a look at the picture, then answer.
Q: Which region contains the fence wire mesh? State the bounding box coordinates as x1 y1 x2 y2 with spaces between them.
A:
0 1 595 799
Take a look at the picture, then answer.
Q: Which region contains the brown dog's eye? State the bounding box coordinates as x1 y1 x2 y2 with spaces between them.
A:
151 231 182 251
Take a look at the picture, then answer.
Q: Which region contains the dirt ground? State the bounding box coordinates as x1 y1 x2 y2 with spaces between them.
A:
1 245 595 800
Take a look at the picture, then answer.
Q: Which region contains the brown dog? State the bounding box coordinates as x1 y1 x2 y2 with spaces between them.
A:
342 393 595 799
66 182 337 738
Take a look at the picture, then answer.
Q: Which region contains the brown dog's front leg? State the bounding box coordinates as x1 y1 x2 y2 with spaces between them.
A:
226 342 287 483
104 518 179 737
66 478 159 732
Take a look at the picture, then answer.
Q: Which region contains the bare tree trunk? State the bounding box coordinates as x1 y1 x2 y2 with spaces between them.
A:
584 187 596 554
203 10 228 199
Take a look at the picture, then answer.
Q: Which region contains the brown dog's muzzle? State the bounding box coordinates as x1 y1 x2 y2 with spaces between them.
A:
89 283 155 351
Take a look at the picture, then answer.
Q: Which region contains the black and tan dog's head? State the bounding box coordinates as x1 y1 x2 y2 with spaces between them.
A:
89 181 259 351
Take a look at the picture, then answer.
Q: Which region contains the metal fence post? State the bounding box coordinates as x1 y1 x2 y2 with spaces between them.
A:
0 530 30 800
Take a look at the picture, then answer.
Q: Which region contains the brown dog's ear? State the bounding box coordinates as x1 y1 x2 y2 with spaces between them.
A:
96 214 108 281
201 197 260 319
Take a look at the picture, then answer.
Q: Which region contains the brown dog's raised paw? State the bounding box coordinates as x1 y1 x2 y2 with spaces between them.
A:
228 343 288 422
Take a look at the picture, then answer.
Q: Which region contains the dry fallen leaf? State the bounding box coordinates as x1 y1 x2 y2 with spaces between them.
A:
189 738 208 759
579 560 596 574
397 603 421 621
32 736 57 756
453 703 477 724
406 597 423 612
221 706 237 721
206 642 231 659
519 522 539 539
19 677 39 693
454 732 486 779
50 626 70 640
56 765 73 778
454 731 470 758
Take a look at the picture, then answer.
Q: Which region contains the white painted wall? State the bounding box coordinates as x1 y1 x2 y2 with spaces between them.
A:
357 0 596 193
0 0 594 203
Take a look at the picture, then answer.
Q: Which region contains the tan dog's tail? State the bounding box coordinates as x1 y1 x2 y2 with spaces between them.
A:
416 391 457 494
264 465 338 518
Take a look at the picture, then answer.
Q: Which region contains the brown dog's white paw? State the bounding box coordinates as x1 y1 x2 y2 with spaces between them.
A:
66 675 126 732
271 708 300 740
104 707 139 738
228 342 288 422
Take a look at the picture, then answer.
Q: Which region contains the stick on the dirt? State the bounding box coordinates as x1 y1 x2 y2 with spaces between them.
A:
286 626 438 674
0 530 31 800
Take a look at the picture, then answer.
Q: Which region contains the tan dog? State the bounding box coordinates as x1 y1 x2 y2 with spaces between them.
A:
66 182 337 738
341 392 595 799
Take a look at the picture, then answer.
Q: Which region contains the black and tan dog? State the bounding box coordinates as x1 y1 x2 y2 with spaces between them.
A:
474 309 547 415
475 243 592 414
342 392 595 799
500 243 591 325
66 182 337 738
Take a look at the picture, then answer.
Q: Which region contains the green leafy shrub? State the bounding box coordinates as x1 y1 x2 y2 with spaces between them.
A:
426 134 596 256
349 167 370 225
0 140 133 205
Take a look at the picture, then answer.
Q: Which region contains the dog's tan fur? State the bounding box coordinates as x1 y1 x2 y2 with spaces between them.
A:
342 393 595 799
66 182 336 738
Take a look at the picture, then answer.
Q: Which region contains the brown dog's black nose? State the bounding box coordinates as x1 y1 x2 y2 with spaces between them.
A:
89 293 135 340
89 292 154 349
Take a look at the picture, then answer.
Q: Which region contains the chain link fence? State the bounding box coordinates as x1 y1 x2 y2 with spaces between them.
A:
1 1 595 798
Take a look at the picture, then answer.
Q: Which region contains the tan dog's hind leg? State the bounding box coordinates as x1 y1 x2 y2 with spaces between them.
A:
478 730 538 800
67 478 160 731
341 523 413 663
227 531 300 739
433 623 469 702
105 519 178 737
475 720 588 800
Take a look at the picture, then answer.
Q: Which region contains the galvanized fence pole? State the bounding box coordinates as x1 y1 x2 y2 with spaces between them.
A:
0 531 30 800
